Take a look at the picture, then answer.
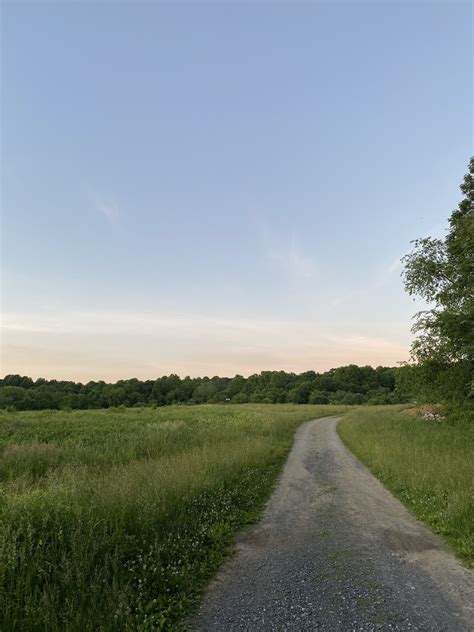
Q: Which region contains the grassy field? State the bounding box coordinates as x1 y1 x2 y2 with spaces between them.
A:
338 406 474 567
0 404 347 631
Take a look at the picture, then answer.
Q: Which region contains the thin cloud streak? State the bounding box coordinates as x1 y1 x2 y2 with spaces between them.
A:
387 256 403 276
277 238 317 280
329 252 406 307
372 253 405 290
258 219 317 281
94 195 120 226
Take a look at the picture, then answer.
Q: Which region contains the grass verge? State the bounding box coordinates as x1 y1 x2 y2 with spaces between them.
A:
337 406 473 567
0 404 346 631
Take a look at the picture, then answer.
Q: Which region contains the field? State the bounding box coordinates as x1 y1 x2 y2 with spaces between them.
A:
338 406 474 567
0 404 347 631
2 404 472 631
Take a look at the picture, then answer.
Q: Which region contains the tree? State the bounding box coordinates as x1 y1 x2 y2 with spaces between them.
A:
287 382 312 404
308 389 329 404
192 381 217 404
402 157 474 403
1 374 34 388
226 375 246 398
0 386 27 409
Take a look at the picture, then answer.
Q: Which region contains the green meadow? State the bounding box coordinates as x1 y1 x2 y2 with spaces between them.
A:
338 406 474 567
0 404 347 631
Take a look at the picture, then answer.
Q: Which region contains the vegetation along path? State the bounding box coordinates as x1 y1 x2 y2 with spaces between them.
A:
193 417 474 631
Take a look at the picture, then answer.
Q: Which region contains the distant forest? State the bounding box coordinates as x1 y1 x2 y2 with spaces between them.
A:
0 365 410 410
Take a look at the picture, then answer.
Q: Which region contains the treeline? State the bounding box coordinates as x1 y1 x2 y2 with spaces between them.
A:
0 365 410 411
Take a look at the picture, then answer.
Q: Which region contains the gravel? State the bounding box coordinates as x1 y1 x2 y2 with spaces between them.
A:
192 416 474 631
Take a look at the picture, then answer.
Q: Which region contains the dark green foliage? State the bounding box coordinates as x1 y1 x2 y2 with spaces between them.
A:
0 365 409 411
402 157 474 405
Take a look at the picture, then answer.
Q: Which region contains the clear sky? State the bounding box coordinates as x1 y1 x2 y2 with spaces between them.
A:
2 1 472 381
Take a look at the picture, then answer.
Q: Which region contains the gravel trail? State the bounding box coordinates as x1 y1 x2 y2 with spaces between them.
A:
193 416 473 631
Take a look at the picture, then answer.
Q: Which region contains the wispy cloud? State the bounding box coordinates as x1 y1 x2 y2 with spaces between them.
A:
375 253 405 289
328 253 405 308
258 220 317 281
94 195 120 226
328 289 364 308
271 238 317 280
387 256 403 276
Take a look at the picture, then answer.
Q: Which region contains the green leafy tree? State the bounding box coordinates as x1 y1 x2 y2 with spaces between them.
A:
0 386 26 409
402 157 474 403
231 392 249 404
287 381 312 404
308 389 329 404
1 375 34 388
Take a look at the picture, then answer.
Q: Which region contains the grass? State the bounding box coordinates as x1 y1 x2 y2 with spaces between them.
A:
0 404 347 631
338 406 474 567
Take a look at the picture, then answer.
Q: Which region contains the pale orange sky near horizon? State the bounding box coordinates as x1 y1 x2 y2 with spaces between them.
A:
1 310 411 382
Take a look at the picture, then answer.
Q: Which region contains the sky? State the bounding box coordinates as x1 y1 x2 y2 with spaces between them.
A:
1 1 472 382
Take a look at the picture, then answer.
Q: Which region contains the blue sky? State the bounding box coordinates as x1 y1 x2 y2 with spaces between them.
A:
2 1 472 381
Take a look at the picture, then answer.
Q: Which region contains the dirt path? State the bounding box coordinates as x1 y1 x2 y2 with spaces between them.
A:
193 417 474 631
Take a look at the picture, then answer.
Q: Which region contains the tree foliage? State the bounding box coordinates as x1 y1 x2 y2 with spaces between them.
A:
401 157 473 403
0 365 408 411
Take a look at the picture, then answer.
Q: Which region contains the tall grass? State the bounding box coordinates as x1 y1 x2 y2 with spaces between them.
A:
338 406 473 567
0 404 346 631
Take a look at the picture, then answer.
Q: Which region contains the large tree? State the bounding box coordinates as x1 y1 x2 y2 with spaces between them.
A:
402 157 473 403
